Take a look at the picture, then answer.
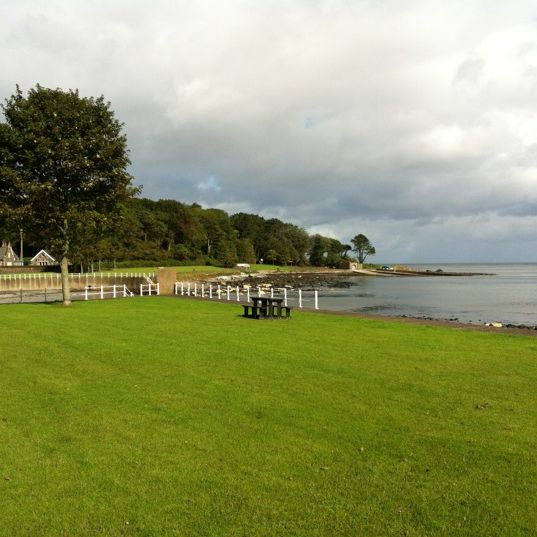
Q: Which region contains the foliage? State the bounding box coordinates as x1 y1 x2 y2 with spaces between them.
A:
1 298 536 536
5 195 350 268
0 88 367 273
0 85 135 302
351 233 376 263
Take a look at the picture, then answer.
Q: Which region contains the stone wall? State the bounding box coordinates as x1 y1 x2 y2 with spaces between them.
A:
154 267 177 295
0 266 46 274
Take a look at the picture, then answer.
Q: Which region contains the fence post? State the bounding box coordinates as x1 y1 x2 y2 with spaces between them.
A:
113 285 117 298
140 284 143 296
236 286 240 301
181 282 184 296
247 287 250 303
271 287 274 298
20 288 23 303
100 285 104 299
156 283 160 295
209 285 213 299
85 287 88 301
187 282 191 296
299 289 302 309
314 290 319 310
226 286 231 301
284 288 287 307
44 287 47 303
194 283 197 297
149 284 152 296
257 286 261 296
201 284 205 297
123 284 127 297
217 285 221 299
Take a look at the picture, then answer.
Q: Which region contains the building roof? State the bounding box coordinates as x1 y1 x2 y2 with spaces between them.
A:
31 249 56 263
0 241 19 262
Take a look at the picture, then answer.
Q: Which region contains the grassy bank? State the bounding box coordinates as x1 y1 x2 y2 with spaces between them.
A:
104 264 297 278
1 298 536 536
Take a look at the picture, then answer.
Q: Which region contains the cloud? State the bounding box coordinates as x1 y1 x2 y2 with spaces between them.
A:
1 0 537 260
197 175 222 193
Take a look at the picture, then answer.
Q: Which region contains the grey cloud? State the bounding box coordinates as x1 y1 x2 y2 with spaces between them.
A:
2 0 537 260
453 58 486 88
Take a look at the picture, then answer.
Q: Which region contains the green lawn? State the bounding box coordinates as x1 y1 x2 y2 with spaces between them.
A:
105 264 296 277
1 298 536 536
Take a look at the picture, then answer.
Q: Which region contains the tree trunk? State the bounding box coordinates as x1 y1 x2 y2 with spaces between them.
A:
60 256 71 306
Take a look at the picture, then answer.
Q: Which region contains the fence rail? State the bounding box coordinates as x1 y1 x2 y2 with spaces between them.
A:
0 271 155 291
83 285 135 300
0 284 135 304
0 271 155 280
174 282 319 310
139 283 160 296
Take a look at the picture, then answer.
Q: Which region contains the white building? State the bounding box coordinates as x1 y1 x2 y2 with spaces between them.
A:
31 249 57 266
0 241 21 266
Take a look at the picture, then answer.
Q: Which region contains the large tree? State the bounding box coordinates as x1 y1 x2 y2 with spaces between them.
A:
0 85 136 304
351 233 376 263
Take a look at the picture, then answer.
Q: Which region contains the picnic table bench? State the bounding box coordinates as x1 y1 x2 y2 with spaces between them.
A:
242 297 291 319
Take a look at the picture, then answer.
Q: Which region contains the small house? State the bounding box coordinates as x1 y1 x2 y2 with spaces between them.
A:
343 261 363 271
0 241 20 266
31 249 57 267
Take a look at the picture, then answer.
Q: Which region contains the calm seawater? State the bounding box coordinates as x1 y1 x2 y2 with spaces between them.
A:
317 264 537 325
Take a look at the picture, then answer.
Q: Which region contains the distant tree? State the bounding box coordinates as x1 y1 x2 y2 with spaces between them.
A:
211 238 237 267
236 238 256 263
265 248 278 265
200 208 235 256
309 235 329 266
231 212 265 245
351 234 376 263
0 85 136 304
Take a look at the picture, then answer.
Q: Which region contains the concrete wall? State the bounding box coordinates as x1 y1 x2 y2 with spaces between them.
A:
154 267 177 295
0 272 153 292
0 266 46 274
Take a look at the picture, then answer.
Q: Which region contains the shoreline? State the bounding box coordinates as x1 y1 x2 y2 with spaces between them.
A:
311 308 537 337
207 268 493 291
175 295 537 338
188 268 536 335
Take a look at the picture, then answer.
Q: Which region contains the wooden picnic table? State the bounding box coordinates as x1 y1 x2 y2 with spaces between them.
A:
243 296 291 319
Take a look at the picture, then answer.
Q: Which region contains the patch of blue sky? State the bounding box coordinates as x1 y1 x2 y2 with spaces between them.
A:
197 174 222 192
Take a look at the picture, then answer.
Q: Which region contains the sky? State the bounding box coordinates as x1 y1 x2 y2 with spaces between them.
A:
1 0 537 262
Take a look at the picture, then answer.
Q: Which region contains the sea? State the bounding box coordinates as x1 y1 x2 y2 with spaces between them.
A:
316 263 537 326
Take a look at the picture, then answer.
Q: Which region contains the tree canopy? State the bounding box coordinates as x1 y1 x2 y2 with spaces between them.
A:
0 85 135 304
0 85 367 283
351 233 376 263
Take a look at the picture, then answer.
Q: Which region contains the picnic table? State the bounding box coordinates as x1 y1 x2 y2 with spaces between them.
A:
242 296 291 319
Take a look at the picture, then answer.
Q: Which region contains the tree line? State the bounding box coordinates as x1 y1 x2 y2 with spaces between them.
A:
0 85 375 303
1 195 363 270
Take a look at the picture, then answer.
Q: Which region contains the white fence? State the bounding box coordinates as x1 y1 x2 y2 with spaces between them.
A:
0 284 135 304
82 284 134 300
175 282 319 310
139 283 160 296
0 271 155 291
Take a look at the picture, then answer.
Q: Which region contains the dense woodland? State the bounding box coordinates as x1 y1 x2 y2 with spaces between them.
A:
1 197 353 270
0 86 357 275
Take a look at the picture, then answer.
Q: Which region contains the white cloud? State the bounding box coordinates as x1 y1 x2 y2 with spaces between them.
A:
2 0 537 260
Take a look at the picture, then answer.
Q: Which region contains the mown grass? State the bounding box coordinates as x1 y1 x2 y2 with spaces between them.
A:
4 264 309 278
105 264 296 277
1 298 536 536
